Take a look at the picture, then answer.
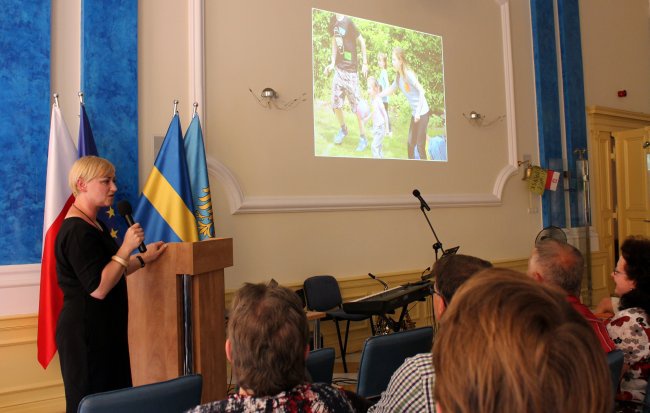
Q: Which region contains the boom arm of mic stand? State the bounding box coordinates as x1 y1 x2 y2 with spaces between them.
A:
419 205 444 260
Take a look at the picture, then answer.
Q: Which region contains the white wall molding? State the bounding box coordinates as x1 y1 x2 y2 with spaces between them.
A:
206 157 502 214
0 264 40 288
0 264 40 316
497 0 519 193
188 0 205 125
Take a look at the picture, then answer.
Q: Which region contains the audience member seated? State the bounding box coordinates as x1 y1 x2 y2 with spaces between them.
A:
186 282 354 413
605 236 650 413
433 268 612 413
368 254 492 413
527 238 616 352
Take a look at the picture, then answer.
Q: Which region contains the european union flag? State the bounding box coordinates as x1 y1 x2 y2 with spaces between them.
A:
134 114 198 243
184 114 214 240
78 103 125 242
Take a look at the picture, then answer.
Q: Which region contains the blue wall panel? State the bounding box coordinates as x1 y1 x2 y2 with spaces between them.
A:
0 1 51 264
530 0 566 228
558 0 588 227
82 0 138 207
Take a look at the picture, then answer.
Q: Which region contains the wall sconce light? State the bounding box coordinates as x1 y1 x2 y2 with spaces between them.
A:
468 111 482 120
260 87 277 99
249 87 306 110
517 159 533 180
462 111 506 127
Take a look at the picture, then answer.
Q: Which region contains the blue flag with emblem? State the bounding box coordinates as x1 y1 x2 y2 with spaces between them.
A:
184 114 214 240
134 114 199 243
78 103 125 242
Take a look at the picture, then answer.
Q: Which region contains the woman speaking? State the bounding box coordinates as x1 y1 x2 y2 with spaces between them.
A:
55 156 167 413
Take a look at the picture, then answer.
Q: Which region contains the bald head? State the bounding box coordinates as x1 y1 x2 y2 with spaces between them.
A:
528 239 584 296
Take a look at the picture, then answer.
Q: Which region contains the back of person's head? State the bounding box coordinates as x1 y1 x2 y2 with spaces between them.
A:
68 156 115 196
619 236 650 314
432 268 612 413
432 254 492 304
228 282 309 396
529 239 584 296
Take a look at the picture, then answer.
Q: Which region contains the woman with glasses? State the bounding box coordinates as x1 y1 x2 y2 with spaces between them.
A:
606 236 650 412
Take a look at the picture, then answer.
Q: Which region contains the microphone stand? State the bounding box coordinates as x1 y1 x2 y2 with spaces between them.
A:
418 204 445 262
417 204 459 280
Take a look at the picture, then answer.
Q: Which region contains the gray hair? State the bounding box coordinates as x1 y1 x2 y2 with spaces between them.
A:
533 239 584 296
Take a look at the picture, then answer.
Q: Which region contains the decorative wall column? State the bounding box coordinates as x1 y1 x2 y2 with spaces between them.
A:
530 0 589 228
0 1 51 264
82 0 139 205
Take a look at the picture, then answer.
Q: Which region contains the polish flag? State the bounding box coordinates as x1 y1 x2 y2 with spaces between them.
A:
545 169 561 191
37 104 77 369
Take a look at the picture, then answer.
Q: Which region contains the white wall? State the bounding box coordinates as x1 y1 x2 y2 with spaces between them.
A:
203 0 542 290
580 0 650 112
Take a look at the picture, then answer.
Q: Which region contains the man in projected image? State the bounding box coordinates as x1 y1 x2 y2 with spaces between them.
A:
324 13 369 152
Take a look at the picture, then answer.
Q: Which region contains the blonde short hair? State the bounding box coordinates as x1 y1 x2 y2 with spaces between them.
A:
68 156 115 196
432 267 612 413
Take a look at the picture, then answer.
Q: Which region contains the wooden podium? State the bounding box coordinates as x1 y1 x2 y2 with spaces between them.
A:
127 238 233 403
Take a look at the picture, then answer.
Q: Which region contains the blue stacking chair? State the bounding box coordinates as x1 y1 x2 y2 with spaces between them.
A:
306 347 336 384
78 374 203 413
606 349 624 400
643 380 650 413
356 326 434 400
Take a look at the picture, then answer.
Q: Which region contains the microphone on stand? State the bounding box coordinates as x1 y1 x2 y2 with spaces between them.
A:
412 189 430 211
411 189 460 266
368 273 389 290
117 200 147 253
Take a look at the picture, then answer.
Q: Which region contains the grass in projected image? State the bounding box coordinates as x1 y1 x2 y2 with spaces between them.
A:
313 102 446 160
312 8 447 162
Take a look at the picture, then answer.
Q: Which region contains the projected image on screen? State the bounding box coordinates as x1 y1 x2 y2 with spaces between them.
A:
313 9 447 161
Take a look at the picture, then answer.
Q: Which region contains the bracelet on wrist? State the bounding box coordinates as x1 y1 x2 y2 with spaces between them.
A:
111 255 128 269
136 255 145 268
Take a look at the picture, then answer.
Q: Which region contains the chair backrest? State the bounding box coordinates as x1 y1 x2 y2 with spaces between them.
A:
78 374 203 413
642 374 650 413
295 288 307 308
606 349 624 399
306 347 336 384
356 326 434 398
303 275 343 311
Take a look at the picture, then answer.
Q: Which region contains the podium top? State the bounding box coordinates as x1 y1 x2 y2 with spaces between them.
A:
164 238 233 275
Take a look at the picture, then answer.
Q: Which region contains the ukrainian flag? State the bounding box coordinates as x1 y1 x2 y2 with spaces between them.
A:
134 114 199 243
184 114 214 240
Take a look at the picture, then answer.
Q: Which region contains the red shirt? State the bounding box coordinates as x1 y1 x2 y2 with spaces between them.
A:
566 295 617 353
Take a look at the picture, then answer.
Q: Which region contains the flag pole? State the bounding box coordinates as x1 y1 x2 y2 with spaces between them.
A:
168 100 194 375
192 102 198 118
53 93 59 108
78 91 84 105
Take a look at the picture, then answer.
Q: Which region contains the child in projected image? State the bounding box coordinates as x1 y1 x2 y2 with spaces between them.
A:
363 76 389 158
376 52 392 136
379 47 431 160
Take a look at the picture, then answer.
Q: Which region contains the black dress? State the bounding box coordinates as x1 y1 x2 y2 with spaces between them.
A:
55 217 132 413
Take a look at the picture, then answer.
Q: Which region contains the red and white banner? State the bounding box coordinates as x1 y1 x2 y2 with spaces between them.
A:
545 169 561 191
37 104 77 369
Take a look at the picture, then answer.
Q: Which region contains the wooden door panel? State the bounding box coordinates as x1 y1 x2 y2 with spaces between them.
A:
614 127 650 240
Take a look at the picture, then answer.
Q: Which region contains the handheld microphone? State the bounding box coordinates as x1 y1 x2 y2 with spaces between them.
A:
412 189 430 211
116 200 147 253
